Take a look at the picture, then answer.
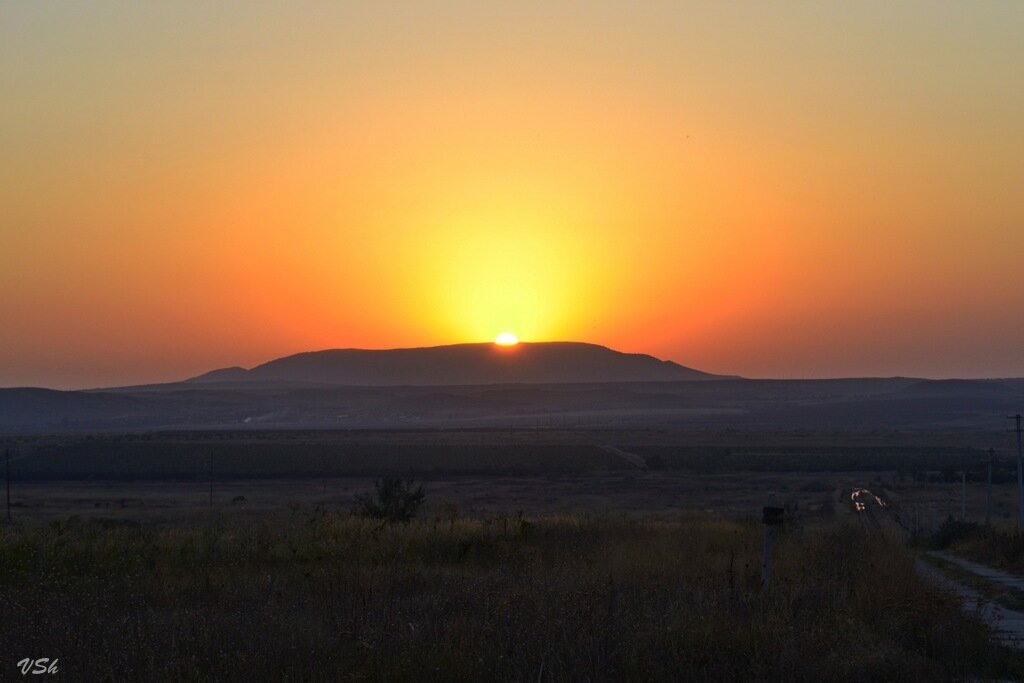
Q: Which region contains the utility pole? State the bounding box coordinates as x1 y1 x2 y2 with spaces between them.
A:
987 448 995 526
1012 415 1023 527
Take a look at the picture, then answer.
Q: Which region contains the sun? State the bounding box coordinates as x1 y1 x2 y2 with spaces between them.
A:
494 332 519 346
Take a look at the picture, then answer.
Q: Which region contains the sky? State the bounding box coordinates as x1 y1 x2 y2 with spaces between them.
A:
2 2 1023 388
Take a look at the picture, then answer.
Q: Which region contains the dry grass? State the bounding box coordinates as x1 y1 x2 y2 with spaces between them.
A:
931 518 1024 574
1 512 1020 681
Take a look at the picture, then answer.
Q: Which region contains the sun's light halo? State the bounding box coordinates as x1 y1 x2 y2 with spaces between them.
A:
494 332 519 346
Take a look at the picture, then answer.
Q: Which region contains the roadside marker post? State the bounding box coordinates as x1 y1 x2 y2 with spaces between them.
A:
761 506 784 588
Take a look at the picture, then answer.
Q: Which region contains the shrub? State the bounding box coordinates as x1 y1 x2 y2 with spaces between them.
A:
355 476 425 523
930 516 982 550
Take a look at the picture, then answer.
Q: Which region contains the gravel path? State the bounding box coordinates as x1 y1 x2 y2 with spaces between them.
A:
919 552 1024 650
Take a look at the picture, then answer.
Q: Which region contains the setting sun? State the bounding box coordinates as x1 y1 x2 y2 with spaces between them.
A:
2 2 1024 390
495 332 519 346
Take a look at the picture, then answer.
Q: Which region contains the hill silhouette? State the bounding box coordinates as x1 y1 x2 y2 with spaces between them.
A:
187 342 723 386
8 343 1020 432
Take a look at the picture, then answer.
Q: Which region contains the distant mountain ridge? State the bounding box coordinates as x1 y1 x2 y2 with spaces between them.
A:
11 342 1019 433
2 372 1021 432
187 342 725 386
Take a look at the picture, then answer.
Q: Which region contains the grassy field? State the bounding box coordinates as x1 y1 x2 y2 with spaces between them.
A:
2 511 1021 681
3 429 1021 679
4 428 1016 534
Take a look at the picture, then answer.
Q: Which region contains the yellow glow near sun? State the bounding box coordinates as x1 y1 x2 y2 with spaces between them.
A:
495 332 519 346
370 159 634 347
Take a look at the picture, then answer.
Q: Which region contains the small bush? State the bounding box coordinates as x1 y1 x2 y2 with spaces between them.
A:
355 476 425 523
940 525 1024 571
930 516 982 550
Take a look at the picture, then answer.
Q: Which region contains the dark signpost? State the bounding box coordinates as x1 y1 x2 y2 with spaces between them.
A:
762 506 784 526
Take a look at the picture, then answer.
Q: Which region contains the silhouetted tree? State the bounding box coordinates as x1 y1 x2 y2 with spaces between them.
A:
355 476 425 523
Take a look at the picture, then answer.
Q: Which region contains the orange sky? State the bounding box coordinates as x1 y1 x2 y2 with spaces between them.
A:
2 2 1023 388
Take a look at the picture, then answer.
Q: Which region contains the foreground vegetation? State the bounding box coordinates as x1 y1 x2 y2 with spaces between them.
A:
931 517 1024 574
1 511 1020 681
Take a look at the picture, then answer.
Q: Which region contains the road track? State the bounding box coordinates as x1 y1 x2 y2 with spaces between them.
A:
847 485 1024 650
